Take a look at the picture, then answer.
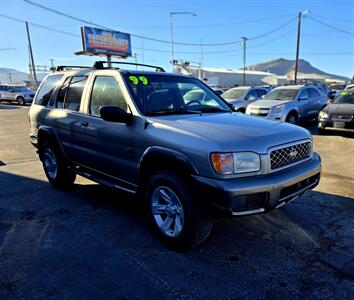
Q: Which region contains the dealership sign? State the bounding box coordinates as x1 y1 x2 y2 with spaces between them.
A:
81 26 132 57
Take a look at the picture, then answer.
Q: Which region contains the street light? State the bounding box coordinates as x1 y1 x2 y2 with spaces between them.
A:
294 10 310 84
170 12 197 71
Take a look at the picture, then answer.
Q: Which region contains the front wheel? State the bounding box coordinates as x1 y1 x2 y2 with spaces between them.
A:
286 112 298 124
17 97 26 106
146 171 212 251
40 139 76 188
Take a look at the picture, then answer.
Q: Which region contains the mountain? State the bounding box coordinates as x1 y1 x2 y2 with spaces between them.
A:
245 58 350 82
0 67 48 84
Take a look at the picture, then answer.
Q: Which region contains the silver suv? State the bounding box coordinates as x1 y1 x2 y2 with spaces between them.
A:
29 62 321 250
221 86 269 113
246 85 328 124
0 85 35 105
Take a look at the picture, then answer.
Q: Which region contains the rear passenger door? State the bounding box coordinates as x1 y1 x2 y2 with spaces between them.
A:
297 88 312 120
74 75 138 184
308 88 322 117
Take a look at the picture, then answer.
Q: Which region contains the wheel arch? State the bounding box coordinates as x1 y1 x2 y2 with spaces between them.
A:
37 126 66 161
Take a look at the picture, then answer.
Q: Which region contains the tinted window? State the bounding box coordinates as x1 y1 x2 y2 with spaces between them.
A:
299 89 309 99
309 88 319 98
34 74 63 106
257 89 267 97
64 76 87 111
90 76 127 117
222 88 248 100
0 86 5 91
56 77 71 109
246 89 258 100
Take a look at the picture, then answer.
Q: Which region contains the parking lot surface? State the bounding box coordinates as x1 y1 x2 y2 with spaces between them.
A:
1 104 354 299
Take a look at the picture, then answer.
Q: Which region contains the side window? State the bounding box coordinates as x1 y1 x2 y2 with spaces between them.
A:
64 76 87 111
56 77 71 109
34 74 64 106
246 89 257 100
309 88 319 98
299 89 309 100
90 76 127 117
257 89 267 98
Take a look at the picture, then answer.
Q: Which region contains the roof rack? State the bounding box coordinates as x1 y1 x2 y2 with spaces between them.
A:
56 65 91 71
93 61 166 72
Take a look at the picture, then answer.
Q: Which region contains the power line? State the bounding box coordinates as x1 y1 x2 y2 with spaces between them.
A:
248 17 297 40
0 48 17 51
23 0 297 47
0 14 80 37
307 16 354 37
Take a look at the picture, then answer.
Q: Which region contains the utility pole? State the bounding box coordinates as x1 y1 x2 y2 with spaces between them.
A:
294 10 310 84
200 38 204 80
25 22 38 87
49 58 55 72
8 73 12 84
241 37 248 86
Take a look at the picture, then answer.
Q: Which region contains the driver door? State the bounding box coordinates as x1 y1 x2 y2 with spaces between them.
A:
297 88 312 120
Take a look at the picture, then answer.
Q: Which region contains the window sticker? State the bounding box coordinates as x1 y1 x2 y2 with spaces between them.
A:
129 75 149 85
139 76 148 85
129 76 139 85
340 91 349 96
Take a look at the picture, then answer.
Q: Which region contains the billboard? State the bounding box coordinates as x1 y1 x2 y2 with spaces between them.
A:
81 26 132 57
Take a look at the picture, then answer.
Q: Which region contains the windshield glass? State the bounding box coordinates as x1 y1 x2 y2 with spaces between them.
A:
221 88 248 100
263 88 299 101
334 92 354 104
123 74 231 115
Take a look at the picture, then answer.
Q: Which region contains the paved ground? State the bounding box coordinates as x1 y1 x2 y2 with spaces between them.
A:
0 104 354 299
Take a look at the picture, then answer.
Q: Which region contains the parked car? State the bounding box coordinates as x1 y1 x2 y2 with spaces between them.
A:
221 86 269 113
318 90 354 132
344 84 354 91
246 85 328 124
0 85 35 105
29 63 321 250
329 84 346 101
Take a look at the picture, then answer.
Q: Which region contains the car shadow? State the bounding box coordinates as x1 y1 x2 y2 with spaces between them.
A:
1 170 354 298
0 103 22 110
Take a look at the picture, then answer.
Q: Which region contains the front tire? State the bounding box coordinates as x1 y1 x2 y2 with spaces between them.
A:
146 171 212 251
40 139 76 188
286 112 298 124
17 96 26 106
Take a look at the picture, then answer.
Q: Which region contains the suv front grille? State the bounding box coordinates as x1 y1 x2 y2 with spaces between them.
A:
331 114 353 121
270 141 311 170
250 107 270 117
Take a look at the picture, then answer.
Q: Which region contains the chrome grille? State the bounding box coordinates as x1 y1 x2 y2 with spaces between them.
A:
270 141 311 170
331 114 353 120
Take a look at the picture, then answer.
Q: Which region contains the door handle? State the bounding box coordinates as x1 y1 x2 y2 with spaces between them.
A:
80 121 89 127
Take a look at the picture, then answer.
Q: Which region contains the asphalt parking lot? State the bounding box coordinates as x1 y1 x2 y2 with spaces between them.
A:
1 104 354 299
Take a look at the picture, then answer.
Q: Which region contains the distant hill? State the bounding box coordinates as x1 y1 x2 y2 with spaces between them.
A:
245 58 349 82
0 67 48 84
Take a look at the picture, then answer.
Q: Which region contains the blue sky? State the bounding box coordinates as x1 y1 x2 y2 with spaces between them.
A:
1 0 353 77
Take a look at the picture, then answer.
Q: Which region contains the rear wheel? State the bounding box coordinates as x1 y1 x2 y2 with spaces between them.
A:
286 112 298 124
146 171 212 251
17 96 26 106
40 139 76 188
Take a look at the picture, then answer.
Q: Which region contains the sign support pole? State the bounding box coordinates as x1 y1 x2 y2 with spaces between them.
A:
107 54 112 68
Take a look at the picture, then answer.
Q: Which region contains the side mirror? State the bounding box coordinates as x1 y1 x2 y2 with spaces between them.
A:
261 95 265 99
100 105 133 124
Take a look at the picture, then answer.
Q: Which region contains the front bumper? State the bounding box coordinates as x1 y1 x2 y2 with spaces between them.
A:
318 118 354 130
192 152 321 216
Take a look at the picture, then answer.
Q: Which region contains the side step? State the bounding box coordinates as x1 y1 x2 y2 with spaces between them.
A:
73 167 137 194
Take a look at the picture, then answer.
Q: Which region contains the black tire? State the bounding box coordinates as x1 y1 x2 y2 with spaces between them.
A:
237 108 245 113
39 139 76 188
17 96 26 106
145 171 212 251
286 112 298 124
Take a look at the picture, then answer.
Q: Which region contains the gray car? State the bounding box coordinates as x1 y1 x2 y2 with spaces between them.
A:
0 85 35 105
29 63 321 250
221 86 269 113
246 85 328 124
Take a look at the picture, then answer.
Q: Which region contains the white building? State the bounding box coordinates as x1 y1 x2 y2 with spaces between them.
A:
174 64 286 88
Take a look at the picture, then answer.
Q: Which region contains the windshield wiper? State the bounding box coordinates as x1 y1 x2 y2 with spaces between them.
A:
198 106 230 113
145 108 201 116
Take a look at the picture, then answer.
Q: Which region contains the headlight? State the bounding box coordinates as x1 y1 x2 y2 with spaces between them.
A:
211 152 260 174
319 111 329 119
271 104 285 114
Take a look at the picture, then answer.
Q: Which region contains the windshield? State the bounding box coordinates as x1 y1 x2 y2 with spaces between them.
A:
123 74 231 115
263 88 299 101
221 88 248 100
334 92 354 104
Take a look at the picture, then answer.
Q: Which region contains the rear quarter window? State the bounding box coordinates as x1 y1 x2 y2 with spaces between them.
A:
34 74 64 106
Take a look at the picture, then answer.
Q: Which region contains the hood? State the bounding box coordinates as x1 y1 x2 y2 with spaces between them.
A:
249 99 292 109
323 103 354 115
148 112 310 154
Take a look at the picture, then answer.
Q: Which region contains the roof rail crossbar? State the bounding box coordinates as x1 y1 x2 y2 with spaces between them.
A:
56 65 91 71
93 61 166 72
